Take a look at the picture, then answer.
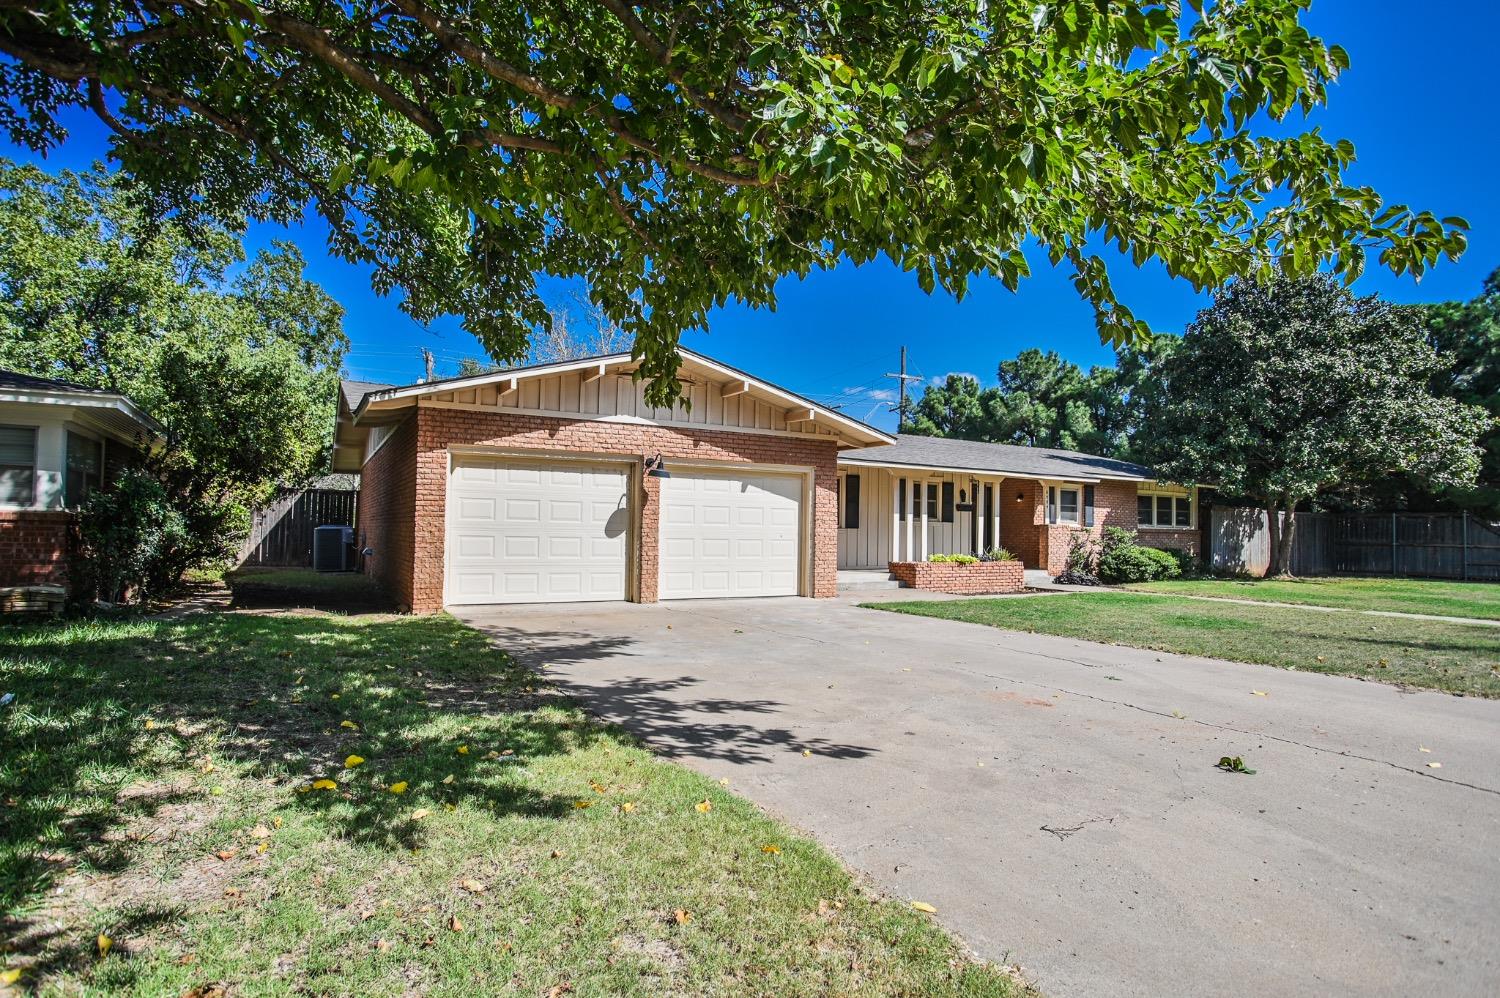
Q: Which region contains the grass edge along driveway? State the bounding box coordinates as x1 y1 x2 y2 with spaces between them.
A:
869 592 1500 697
0 611 1032 997
1124 575 1500 621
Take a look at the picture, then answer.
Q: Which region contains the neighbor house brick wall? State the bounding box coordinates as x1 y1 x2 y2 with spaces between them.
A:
1001 479 1045 569
888 559 1024 594
0 510 73 587
402 407 841 614
355 414 418 610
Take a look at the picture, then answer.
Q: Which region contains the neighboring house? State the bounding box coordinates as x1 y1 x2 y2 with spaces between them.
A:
836 435 1201 574
0 370 161 589
335 348 1201 612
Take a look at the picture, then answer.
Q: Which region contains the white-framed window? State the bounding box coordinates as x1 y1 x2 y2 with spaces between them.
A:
0 425 37 507
1138 487 1193 529
1058 487 1080 524
64 430 103 508
838 472 860 529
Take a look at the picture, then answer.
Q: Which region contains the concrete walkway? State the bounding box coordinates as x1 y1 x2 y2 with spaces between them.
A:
455 597 1500 998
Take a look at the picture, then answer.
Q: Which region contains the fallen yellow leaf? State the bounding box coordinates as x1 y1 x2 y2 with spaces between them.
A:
573 800 593 809
330 693 340 700
456 745 469 755
460 878 487 894
590 781 607 794
1419 746 1432 753
340 720 358 729
311 779 337 791
272 816 283 828
256 841 268 855
484 751 500 760
620 801 637 813
411 808 431 821
911 901 937 913
345 755 365 768
761 844 781 854
199 762 214 774
388 782 408 794
1428 762 1443 769
718 777 729 786
97 933 112 957
694 799 712 813
673 909 691 925
801 749 812 757
1251 690 1268 697
215 849 237 861
441 774 455 785
2 968 22 985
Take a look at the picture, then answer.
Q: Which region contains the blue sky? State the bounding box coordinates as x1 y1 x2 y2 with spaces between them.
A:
4 0 1495 430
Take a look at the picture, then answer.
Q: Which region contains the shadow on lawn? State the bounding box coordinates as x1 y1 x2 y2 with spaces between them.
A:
0 611 639 925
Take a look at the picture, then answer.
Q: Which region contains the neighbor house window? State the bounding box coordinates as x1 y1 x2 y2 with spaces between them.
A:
940 481 954 523
0 426 36 507
1058 488 1080 524
1139 487 1193 528
925 482 939 520
64 431 103 508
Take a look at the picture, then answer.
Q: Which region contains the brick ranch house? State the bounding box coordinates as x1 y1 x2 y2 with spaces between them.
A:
0 370 160 591
334 350 1202 613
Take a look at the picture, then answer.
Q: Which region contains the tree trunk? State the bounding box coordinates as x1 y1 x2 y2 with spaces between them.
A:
1270 494 1298 579
1264 502 1281 578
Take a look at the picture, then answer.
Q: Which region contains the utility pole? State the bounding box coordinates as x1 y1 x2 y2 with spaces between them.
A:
420 347 435 383
884 346 922 433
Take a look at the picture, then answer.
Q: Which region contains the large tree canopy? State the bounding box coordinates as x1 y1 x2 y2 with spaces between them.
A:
0 160 348 569
1143 276 1492 576
0 1 1467 402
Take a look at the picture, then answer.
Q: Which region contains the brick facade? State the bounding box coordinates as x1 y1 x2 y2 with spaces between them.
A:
355 415 418 610
0 510 74 587
888 559 1025 594
999 478 1200 574
358 405 841 613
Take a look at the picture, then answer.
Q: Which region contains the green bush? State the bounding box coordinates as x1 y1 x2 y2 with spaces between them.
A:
979 546 1016 562
72 468 191 604
927 553 979 564
1097 527 1183 584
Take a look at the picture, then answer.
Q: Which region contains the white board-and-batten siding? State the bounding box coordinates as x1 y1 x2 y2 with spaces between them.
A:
836 466 1009 569
417 370 843 441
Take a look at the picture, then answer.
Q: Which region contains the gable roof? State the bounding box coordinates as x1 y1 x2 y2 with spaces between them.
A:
838 434 1157 482
0 368 163 438
340 378 394 413
340 348 895 449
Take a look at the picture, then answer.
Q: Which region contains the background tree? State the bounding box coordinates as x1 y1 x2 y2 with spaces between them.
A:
0 160 348 577
1420 268 1500 514
0 1 1466 403
1143 276 1491 577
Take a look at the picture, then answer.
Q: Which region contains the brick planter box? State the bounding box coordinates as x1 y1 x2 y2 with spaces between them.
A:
888 559 1025 595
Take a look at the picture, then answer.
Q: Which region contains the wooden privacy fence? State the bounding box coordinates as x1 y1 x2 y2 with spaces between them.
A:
239 488 357 567
1210 508 1500 581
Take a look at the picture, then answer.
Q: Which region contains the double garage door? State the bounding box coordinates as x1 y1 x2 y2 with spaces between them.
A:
446 454 802 605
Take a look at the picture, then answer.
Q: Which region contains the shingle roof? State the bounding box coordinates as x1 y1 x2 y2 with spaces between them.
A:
341 378 394 412
0 369 117 394
839 434 1156 481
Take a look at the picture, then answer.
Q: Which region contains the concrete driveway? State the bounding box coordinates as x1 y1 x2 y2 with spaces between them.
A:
454 594 1500 998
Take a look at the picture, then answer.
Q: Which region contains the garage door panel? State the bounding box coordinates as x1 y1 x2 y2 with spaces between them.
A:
659 469 802 600
447 455 629 605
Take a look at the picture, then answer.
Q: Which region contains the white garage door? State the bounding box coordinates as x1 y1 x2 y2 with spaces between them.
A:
446 455 629 605
659 469 802 599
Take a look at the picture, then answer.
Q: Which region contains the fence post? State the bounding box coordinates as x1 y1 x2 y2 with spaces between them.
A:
1462 511 1469 581
1390 513 1397 577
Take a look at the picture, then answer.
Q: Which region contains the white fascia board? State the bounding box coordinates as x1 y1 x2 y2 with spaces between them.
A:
353 354 636 420
836 456 1108 483
0 388 163 438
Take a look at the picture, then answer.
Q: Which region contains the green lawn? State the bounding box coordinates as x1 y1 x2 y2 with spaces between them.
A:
1126 576 1500 621
224 566 390 611
0 611 1028 996
870 593 1500 697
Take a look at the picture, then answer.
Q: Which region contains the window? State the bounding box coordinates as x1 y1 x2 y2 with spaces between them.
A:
841 473 860 529
64 431 103 508
897 477 907 520
0 426 36 507
1139 488 1193 528
940 481 954 523
925 482 938 520
1058 488 1080 524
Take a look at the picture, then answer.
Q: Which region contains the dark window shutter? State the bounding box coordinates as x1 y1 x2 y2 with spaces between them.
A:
983 484 994 548
845 474 860 529
941 481 954 523
1084 485 1095 527
1047 486 1057 524
897 477 906 520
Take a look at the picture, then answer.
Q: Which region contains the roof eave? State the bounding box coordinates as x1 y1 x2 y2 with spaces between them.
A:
0 387 164 439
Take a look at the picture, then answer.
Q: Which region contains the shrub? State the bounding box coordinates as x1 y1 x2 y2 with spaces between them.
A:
72 468 191 604
927 553 979 564
979 546 1015 562
1096 527 1183 584
1055 532 1102 585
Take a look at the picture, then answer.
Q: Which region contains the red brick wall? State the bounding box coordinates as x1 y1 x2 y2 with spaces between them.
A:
1002 480 1201 574
355 415 418 610
389 407 841 613
1138 528 1200 557
1000 480 1044 568
0 511 73 587
889 559 1025 594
